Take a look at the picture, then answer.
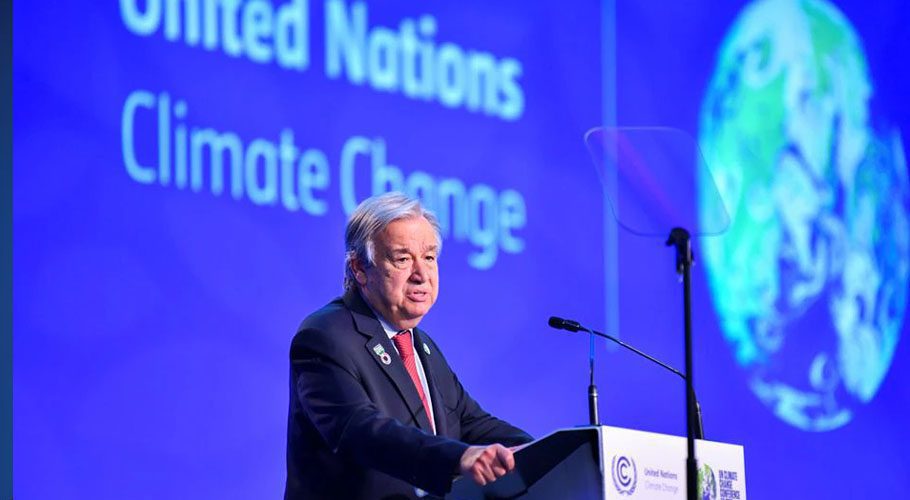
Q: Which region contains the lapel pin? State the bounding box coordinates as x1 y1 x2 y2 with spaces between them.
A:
373 344 392 365
423 343 431 355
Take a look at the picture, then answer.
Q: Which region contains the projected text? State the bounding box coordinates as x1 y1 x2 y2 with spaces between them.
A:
121 89 526 269
119 0 525 121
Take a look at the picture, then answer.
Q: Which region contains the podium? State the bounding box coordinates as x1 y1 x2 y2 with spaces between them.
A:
447 426 746 499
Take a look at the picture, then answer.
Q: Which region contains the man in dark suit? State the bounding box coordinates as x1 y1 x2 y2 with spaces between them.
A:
285 192 532 499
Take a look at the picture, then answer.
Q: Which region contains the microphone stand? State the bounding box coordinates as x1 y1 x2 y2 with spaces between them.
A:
555 320 705 440
666 227 699 500
588 332 599 425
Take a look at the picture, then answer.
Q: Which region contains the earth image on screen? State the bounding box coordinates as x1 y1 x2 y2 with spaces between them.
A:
698 0 908 431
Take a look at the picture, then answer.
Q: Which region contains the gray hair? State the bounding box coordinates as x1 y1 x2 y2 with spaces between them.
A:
344 192 443 290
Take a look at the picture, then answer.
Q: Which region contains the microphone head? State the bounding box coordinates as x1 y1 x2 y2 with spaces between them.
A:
548 316 564 329
548 316 584 332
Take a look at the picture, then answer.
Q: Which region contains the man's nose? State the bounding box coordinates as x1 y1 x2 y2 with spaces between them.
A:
409 259 428 282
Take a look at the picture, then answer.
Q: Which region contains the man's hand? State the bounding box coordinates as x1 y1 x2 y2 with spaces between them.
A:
459 444 516 486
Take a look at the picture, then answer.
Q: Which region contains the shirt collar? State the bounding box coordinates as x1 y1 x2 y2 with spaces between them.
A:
364 301 410 340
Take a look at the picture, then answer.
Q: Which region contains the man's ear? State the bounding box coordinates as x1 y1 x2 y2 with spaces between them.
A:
350 257 369 286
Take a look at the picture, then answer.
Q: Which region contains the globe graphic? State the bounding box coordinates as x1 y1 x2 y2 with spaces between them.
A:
699 0 909 431
697 463 717 500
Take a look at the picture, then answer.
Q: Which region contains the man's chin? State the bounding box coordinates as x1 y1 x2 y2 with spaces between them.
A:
399 306 432 324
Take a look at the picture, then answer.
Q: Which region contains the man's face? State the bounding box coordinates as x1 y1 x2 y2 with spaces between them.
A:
354 216 440 330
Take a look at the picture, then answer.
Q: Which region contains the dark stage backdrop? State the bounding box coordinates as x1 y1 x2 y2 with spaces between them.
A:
13 0 909 498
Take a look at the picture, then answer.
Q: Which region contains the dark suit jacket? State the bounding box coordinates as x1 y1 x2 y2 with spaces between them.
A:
285 289 532 499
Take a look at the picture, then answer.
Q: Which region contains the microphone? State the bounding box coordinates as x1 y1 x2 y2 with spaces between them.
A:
548 316 584 332
547 316 705 439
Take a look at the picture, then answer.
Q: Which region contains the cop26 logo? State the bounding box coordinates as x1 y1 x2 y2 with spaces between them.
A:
611 455 637 495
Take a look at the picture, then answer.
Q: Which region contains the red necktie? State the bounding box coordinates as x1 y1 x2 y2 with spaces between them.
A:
392 330 434 433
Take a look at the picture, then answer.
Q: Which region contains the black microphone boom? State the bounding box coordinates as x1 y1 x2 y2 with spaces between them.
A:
546 315 705 439
548 316 684 378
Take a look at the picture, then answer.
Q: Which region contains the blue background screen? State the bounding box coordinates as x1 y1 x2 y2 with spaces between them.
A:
13 1 910 498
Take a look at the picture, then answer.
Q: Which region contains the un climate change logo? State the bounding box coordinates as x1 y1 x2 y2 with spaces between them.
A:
697 463 718 500
699 0 909 431
611 455 637 495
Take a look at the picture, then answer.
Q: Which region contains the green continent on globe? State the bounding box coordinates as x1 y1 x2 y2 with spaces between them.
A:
697 463 718 500
698 0 908 431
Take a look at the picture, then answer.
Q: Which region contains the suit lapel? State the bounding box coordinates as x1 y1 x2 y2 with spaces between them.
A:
413 328 447 437
344 289 434 433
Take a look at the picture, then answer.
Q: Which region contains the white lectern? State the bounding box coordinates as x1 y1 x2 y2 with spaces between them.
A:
448 426 746 499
